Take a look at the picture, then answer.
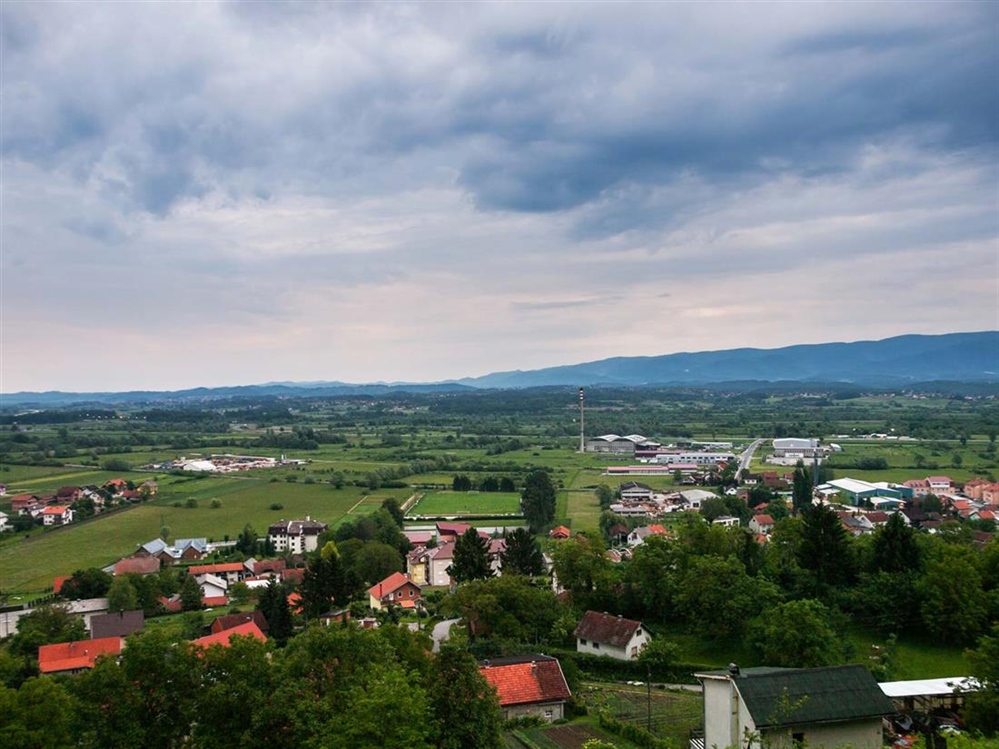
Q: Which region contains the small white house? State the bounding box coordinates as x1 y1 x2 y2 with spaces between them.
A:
574 610 650 661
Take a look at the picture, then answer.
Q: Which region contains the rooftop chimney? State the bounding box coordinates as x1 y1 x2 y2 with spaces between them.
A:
728 663 740 677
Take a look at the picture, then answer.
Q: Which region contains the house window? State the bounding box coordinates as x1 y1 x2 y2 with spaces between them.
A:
593 642 600 649
544 710 553 719
580 639 587 645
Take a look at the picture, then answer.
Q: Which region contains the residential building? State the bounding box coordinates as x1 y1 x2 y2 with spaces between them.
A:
268 518 328 554
574 610 650 660
191 621 266 649
188 562 245 586
42 505 74 526
368 571 421 610
479 654 572 722
90 610 144 640
210 610 269 636
38 637 123 675
695 664 896 749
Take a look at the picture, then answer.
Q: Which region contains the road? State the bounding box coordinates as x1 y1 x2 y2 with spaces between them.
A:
738 438 766 476
430 617 460 653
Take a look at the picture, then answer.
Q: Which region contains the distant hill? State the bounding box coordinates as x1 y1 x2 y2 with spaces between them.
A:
455 332 999 389
3 332 996 407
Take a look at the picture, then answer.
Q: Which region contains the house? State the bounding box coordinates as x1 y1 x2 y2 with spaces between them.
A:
38 637 123 675
0 511 9 532
195 573 229 601
423 542 457 586
574 610 650 660
9 494 40 514
696 664 896 749
90 610 144 640
436 521 473 544
927 476 953 494
55 485 83 503
626 525 667 547
749 514 775 535
191 621 266 649
103 478 129 494
113 556 161 576
210 610 269 636
188 562 245 586
550 525 571 540
135 537 208 564
41 505 75 526
368 571 422 610
479 654 572 722
268 518 328 554
712 515 740 528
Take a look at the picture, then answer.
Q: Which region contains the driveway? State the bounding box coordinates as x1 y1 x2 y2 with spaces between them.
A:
431 617 460 653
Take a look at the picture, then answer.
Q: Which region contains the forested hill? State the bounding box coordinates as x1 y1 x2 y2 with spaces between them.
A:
457 331 999 388
4 331 996 406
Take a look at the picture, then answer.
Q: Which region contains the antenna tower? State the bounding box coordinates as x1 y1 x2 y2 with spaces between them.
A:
578 387 585 453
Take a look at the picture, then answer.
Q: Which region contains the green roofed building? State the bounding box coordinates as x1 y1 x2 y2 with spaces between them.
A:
695 665 895 749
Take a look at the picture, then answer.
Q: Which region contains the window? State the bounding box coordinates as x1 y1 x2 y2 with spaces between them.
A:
580 639 587 645
544 710 553 719
593 642 600 649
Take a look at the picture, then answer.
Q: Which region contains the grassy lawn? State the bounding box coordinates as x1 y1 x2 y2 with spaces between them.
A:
564 489 602 534
407 491 522 516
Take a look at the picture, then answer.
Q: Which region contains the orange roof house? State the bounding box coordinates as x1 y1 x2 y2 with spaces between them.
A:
479 654 572 722
38 637 123 675
191 621 266 649
368 572 421 610
550 526 571 540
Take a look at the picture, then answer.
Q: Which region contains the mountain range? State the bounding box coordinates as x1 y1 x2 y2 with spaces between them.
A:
4 331 996 407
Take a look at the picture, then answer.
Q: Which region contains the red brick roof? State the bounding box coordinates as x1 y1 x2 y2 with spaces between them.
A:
573 610 644 648
191 621 266 649
480 656 572 707
39 637 123 673
550 526 571 539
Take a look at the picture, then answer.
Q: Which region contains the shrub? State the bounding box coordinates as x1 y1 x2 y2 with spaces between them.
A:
269 503 284 511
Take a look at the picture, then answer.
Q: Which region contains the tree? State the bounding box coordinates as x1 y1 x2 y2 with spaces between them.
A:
963 623 999 735
550 534 616 612
700 496 730 522
0 676 77 749
7 605 87 657
638 637 681 679
443 575 568 645
594 484 614 507
180 574 202 612
452 475 472 492
798 503 855 592
500 527 544 576
521 470 556 531
871 512 921 574
448 528 493 584
107 576 138 613
675 556 780 640
748 599 844 668
381 498 405 527
792 465 812 513
919 543 988 644
300 550 350 619
429 644 503 749
58 568 112 600
257 579 293 645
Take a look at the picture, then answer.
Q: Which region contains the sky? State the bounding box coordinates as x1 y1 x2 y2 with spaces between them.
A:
2 1 997 393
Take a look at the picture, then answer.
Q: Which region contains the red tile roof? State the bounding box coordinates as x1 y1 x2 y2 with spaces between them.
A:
550 526 571 539
41 505 72 515
753 514 775 525
53 576 70 594
480 657 572 707
114 556 161 576
573 610 644 648
201 596 229 608
368 571 416 600
191 621 266 649
211 610 269 635
39 637 123 673
188 562 245 575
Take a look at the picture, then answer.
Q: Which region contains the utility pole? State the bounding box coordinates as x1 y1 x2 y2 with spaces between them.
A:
578 387 585 453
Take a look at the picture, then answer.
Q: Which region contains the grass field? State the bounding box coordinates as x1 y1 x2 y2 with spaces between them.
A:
0 474 411 592
564 489 602 533
407 491 522 516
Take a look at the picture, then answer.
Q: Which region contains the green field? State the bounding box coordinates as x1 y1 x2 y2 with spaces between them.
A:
408 491 522 516
0 473 411 592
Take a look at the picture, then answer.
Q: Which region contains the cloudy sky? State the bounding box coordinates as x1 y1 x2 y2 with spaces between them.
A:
2 1 997 393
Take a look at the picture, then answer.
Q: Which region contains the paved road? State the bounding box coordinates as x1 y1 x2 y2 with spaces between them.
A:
431 617 460 653
738 438 766 476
